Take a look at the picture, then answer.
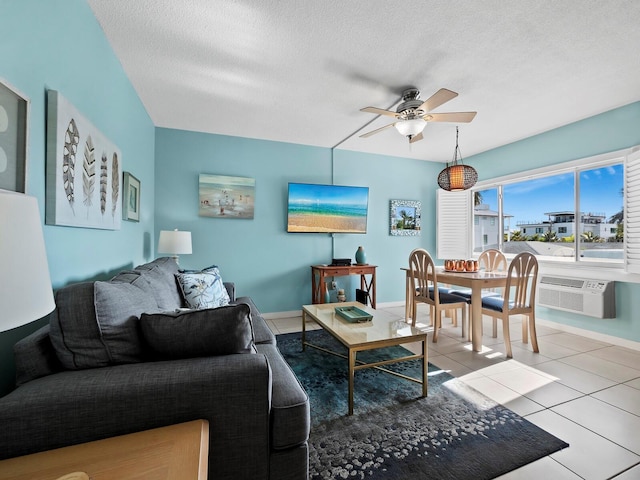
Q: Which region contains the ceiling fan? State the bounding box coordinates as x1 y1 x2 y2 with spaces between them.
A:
359 87 477 143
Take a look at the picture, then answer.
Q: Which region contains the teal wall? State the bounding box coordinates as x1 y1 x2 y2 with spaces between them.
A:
467 102 640 343
0 0 156 394
155 129 441 313
1 0 639 397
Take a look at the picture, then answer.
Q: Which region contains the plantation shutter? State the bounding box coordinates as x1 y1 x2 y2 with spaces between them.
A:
436 189 472 259
625 148 640 273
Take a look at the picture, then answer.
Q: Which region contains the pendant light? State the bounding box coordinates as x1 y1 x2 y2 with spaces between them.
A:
437 127 477 191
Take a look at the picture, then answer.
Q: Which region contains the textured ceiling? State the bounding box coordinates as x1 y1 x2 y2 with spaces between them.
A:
87 0 640 163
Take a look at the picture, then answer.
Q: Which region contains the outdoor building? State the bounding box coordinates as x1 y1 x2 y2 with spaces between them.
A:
473 204 513 250
517 211 618 240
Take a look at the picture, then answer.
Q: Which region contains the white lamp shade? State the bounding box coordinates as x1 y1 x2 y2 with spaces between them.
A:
0 191 55 332
158 229 192 255
394 118 426 137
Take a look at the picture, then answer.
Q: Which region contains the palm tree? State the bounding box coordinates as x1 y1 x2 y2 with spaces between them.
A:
474 191 483 206
609 187 624 224
542 231 558 242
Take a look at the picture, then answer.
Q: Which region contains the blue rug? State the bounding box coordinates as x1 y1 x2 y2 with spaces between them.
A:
278 329 569 480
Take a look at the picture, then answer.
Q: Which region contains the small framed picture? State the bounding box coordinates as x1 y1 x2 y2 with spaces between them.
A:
0 79 29 193
390 199 421 236
122 172 140 222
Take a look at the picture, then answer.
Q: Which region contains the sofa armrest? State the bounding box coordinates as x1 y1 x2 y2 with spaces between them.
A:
0 354 272 480
224 281 236 302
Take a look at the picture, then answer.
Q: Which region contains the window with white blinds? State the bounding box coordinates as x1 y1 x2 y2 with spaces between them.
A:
438 146 640 271
624 148 640 273
436 189 472 259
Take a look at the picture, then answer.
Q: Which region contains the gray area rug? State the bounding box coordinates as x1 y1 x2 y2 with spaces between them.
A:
278 329 569 480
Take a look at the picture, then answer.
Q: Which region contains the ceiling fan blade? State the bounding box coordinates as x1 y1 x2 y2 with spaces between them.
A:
424 112 477 123
418 88 458 113
360 106 398 118
409 132 424 144
359 122 396 138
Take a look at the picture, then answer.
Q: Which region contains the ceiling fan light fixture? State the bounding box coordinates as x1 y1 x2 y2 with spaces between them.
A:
437 127 478 192
394 118 426 137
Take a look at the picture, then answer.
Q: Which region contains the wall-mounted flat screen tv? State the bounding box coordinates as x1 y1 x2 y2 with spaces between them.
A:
287 183 369 233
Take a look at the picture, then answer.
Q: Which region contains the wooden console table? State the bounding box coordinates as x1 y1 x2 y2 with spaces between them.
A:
0 420 209 480
311 264 377 308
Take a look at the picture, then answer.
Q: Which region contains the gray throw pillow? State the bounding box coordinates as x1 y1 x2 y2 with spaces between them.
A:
94 281 159 364
140 303 255 359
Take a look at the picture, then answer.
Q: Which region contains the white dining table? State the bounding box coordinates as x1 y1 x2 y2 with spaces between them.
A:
402 267 509 352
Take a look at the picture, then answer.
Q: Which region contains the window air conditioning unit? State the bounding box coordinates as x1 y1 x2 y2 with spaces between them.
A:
537 276 615 319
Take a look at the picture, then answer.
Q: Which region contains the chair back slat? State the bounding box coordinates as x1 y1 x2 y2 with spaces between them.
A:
505 252 539 311
409 248 439 308
478 249 507 272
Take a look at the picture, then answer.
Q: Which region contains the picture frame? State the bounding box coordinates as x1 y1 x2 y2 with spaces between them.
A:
122 172 140 222
0 79 29 193
390 199 421 236
199 173 255 219
45 90 122 229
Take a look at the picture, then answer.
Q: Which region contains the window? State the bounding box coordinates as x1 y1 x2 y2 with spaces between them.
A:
465 148 637 267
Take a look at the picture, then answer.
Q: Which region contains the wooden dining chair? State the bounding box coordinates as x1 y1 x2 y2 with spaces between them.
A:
480 252 539 358
449 249 507 341
408 248 467 343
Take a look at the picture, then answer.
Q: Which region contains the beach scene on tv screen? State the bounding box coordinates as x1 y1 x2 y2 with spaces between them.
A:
288 183 368 233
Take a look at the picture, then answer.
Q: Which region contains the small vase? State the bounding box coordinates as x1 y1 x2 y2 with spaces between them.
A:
355 246 367 265
324 283 331 303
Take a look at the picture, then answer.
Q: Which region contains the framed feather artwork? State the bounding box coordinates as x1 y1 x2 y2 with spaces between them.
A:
45 90 122 230
0 79 28 193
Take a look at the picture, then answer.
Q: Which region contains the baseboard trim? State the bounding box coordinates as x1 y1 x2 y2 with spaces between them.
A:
536 317 640 351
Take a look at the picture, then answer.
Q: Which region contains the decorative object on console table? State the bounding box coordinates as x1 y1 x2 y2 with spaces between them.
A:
45 90 122 229
122 172 140 222
337 289 346 302
0 191 55 332
355 246 367 265
158 229 192 265
199 173 255 219
390 199 421 236
0 78 28 193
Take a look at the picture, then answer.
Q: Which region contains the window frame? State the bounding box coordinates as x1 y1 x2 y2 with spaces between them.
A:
467 146 640 282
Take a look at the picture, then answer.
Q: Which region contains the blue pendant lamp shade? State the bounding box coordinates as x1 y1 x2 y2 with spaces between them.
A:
0 191 55 332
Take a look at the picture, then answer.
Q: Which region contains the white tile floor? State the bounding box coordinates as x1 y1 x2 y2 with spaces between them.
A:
267 305 640 480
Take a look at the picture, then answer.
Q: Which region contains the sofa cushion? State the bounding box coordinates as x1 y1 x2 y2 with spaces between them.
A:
49 282 111 370
14 325 62 385
255 343 310 450
140 304 255 359
234 296 275 345
176 267 230 309
94 281 160 364
135 257 184 309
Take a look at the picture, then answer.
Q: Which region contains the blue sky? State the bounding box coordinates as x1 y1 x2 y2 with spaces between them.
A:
478 164 624 227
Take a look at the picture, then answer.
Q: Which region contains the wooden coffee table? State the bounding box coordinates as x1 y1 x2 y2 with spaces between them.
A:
302 301 430 415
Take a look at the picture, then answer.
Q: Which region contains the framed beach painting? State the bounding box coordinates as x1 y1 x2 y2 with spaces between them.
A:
390 199 421 236
122 172 140 222
45 90 122 229
199 173 255 219
0 79 28 193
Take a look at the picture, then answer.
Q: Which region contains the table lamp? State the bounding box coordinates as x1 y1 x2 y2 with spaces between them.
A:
0 191 55 332
157 229 192 265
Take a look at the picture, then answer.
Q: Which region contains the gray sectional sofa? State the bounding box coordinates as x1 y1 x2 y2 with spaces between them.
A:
0 257 310 480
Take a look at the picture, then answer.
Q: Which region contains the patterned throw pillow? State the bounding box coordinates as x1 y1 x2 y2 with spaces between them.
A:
176 267 230 309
